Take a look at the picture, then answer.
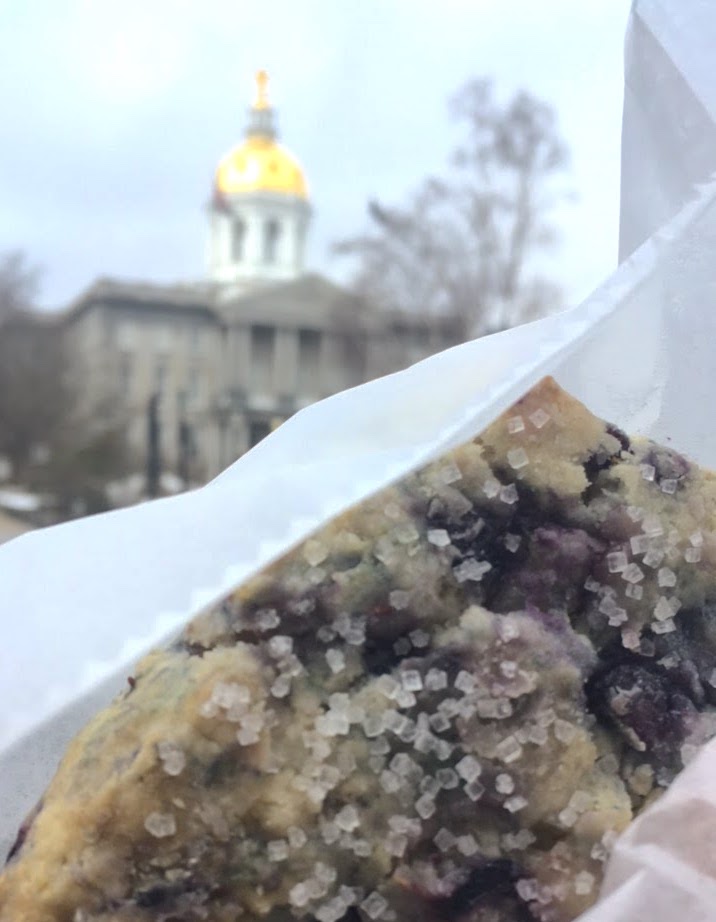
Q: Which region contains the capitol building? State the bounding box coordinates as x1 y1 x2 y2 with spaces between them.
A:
62 73 458 483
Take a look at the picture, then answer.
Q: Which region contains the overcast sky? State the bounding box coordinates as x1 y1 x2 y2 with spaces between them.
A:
0 0 631 310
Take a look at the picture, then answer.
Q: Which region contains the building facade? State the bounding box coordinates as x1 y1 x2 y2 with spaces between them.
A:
63 73 459 484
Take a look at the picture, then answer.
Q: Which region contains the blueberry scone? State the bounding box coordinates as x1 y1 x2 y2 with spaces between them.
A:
3 377 716 922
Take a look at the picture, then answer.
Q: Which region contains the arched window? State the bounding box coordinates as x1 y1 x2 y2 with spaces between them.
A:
232 218 246 262
263 219 281 264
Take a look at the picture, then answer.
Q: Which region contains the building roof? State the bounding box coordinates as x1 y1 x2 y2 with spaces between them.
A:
215 272 359 326
60 276 218 322
59 271 459 341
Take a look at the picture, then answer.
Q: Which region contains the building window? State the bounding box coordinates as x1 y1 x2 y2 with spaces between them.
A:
297 328 322 395
187 367 201 406
263 219 281 264
118 322 136 350
118 350 132 399
188 324 202 354
154 357 168 395
250 324 275 392
249 419 272 448
157 326 172 352
232 218 246 262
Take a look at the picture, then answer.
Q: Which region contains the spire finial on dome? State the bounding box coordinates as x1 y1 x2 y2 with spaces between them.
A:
254 70 270 111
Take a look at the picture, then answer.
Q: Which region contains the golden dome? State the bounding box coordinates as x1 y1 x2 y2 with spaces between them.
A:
215 71 308 200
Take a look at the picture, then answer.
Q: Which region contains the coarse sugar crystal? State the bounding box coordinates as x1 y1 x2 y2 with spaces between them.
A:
271 675 291 698
415 793 437 819
529 408 550 428
379 771 402 794
157 740 186 776
495 735 523 762
385 832 408 856
640 463 656 482
267 839 289 861
528 724 548 746
495 773 514 794
389 589 411 611
303 539 328 567
394 523 419 545
434 460 463 484
558 806 578 828
427 528 451 547
516 880 539 902
507 447 529 470
144 812 176 838
453 558 492 583
574 871 595 895
553 720 577 743
434 828 456 852
409 629 430 648
483 478 501 498
456 754 482 782
401 669 423 692
653 596 675 621
419 776 441 797
621 562 644 583
361 892 388 920
335 805 360 832
630 534 650 555
643 547 665 568
436 767 459 789
362 715 384 738
607 550 628 573
289 883 310 908
425 668 448 691
390 752 418 777
657 567 677 587
429 712 451 733
504 795 528 813
256 609 280 631
455 670 477 693
288 826 307 849
464 779 485 801
456 834 479 855
500 484 519 505
642 515 664 538
268 635 293 658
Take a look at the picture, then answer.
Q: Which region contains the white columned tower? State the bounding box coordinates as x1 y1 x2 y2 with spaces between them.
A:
207 71 311 289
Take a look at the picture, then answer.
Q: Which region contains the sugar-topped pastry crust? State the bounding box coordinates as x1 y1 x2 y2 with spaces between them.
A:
3 377 716 922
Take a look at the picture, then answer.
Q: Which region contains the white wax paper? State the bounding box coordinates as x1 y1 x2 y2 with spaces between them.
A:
1 1 716 917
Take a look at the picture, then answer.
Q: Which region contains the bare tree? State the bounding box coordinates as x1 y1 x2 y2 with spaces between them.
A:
335 79 569 339
0 252 132 517
0 253 69 479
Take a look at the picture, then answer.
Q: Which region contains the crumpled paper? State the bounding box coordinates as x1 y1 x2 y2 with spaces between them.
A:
579 737 716 922
1 1 716 917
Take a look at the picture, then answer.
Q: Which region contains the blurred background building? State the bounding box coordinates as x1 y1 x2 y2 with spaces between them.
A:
60 73 458 487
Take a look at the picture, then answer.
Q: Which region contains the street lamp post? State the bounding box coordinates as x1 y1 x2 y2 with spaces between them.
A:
215 394 232 473
146 393 161 499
